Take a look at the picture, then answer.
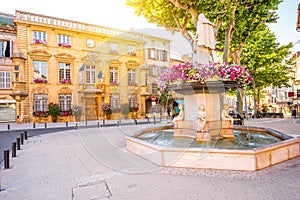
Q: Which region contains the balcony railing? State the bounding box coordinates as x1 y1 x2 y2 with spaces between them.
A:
12 81 26 91
15 10 144 41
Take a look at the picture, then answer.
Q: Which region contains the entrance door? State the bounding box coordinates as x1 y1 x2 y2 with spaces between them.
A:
85 97 99 120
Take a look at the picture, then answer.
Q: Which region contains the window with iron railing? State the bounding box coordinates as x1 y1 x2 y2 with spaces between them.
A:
59 94 72 112
34 94 48 112
33 31 47 44
59 62 71 83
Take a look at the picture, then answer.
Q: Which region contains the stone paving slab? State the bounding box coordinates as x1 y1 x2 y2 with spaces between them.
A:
0 122 299 199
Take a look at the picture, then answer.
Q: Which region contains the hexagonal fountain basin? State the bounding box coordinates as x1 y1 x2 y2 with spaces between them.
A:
126 126 300 171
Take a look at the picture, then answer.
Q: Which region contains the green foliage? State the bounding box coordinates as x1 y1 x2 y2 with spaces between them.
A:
126 0 282 63
121 103 130 115
242 25 293 90
48 103 60 117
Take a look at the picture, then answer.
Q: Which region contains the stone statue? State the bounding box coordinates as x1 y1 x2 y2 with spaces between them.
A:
193 13 216 64
221 104 234 125
173 104 184 128
197 105 207 132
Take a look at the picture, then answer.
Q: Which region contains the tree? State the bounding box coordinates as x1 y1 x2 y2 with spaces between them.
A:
126 0 281 63
241 25 293 115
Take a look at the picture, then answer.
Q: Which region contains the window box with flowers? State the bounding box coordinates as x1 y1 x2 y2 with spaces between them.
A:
33 111 49 118
33 39 47 45
128 82 138 86
58 43 72 48
59 109 73 117
60 79 72 84
34 78 48 83
101 103 112 119
110 81 119 86
129 52 137 56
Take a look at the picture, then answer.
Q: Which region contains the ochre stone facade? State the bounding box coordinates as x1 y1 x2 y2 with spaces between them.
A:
12 10 147 123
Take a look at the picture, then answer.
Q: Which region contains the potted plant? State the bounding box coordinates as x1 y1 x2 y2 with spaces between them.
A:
73 105 82 121
101 103 112 119
121 103 130 119
48 103 60 122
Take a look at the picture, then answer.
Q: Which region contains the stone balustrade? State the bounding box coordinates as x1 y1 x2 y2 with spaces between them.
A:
15 10 144 41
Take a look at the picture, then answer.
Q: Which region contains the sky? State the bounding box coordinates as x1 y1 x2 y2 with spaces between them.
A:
0 0 299 54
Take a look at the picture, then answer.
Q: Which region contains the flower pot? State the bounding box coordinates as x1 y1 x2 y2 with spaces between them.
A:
51 116 58 123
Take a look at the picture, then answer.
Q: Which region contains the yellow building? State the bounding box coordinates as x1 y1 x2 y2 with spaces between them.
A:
11 10 146 123
0 12 17 122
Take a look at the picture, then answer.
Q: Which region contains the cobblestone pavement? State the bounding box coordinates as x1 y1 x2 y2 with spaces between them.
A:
0 118 299 200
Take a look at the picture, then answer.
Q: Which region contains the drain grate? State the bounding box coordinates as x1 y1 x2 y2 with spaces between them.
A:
72 180 112 200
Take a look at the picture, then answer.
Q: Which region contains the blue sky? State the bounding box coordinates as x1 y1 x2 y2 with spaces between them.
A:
268 0 299 51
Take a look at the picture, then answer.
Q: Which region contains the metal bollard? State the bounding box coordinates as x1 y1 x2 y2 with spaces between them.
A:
20 133 24 145
44 122 47 128
76 123 78 129
103 119 105 125
12 142 16 157
85 120 87 126
97 122 100 128
33 122 36 128
147 118 149 123
134 119 137 125
66 121 68 127
16 138 21 150
4 150 9 169
7 124 10 130
24 130 28 140
117 121 120 126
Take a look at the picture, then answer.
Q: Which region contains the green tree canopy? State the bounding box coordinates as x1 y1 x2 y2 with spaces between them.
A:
126 0 281 63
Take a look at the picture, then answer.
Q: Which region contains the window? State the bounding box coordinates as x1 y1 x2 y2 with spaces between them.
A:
152 83 157 94
128 45 136 56
14 65 19 82
128 69 136 84
58 34 71 47
110 67 118 84
59 94 72 111
33 31 47 44
0 71 11 89
0 40 12 57
149 65 156 77
85 65 95 84
33 60 47 80
129 94 137 108
58 62 71 83
110 42 118 54
159 50 168 61
148 48 156 59
110 93 120 111
34 94 48 112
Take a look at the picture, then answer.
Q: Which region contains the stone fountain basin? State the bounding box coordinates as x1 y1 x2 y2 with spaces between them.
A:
126 125 300 171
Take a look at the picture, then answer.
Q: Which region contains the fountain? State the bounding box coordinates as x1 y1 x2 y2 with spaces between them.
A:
126 14 300 171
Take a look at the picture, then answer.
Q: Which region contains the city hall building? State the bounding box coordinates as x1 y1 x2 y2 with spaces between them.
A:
1 10 170 123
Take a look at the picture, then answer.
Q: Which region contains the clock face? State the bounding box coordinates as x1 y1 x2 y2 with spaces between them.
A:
86 39 95 48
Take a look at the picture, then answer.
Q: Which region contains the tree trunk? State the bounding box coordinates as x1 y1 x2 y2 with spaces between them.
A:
253 80 257 117
223 8 236 63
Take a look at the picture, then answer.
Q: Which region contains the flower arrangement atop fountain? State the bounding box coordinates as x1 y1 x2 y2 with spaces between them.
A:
158 62 252 90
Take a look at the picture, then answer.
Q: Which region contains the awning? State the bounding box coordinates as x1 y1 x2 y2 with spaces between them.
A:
175 100 184 104
0 99 16 104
